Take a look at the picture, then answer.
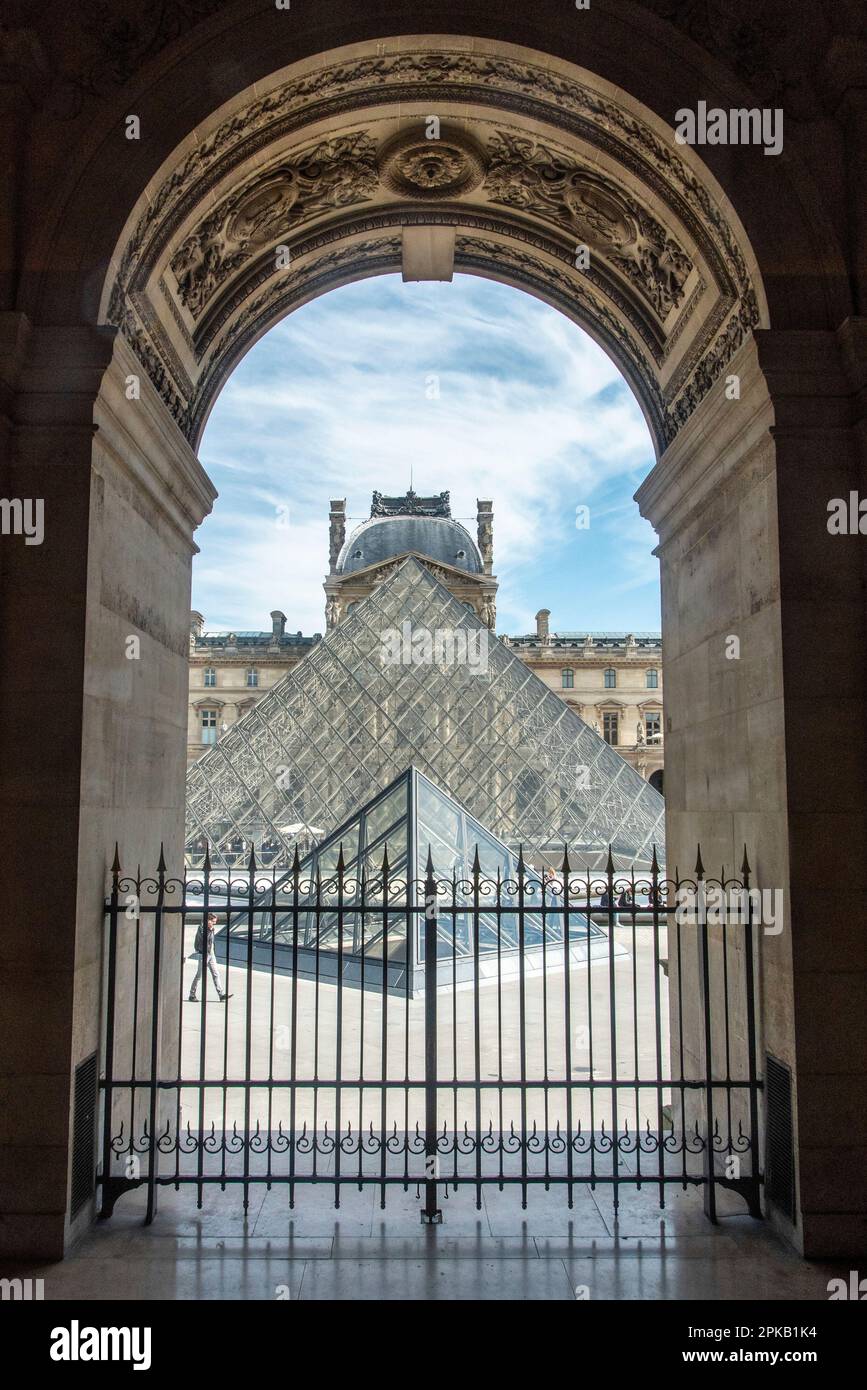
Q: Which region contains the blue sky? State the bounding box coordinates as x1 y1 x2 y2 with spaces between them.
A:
194 274 661 636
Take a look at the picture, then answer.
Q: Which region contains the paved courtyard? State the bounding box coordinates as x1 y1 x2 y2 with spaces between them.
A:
155 924 676 1135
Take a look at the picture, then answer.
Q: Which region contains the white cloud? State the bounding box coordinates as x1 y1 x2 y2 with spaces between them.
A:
195 274 660 634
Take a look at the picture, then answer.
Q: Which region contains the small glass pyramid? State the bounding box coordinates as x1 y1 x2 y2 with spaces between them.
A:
222 766 611 994
186 556 665 872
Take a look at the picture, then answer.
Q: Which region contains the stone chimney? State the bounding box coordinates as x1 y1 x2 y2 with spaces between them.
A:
476 500 493 575
270 610 287 639
190 611 204 639
329 499 346 573
535 609 551 643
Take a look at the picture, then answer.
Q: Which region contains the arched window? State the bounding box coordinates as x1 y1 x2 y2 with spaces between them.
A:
561 668 574 689
203 667 216 687
246 668 259 688
649 769 664 796
646 668 659 689
604 668 616 689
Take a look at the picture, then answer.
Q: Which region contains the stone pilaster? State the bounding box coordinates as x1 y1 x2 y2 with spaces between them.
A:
0 320 215 1258
637 326 867 1257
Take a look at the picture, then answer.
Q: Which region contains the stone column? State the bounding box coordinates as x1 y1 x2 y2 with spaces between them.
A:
0 317 215 1258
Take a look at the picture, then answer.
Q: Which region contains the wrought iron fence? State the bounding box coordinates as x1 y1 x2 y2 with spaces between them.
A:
99 844 762 1225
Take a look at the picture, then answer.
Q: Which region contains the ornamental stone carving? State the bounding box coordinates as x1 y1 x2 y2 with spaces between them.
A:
170 133 379 316
484 133 692 319
378 128 486 200
102 45 760 451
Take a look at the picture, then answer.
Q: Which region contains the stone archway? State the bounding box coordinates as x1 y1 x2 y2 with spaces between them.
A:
99 37 766 458
2 3 865 1264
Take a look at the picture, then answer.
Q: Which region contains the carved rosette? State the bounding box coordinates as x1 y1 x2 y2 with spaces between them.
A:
378 128 486 200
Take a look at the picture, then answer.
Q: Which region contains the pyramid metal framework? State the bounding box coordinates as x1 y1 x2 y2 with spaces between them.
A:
185 558 665 870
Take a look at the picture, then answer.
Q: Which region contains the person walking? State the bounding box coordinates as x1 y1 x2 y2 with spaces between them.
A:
189 913 232 1002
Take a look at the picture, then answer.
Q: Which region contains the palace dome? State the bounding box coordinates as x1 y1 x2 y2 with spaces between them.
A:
336 503 482 576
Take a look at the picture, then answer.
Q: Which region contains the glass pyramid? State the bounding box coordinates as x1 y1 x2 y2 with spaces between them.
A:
185 556 665 871
221 766 611 993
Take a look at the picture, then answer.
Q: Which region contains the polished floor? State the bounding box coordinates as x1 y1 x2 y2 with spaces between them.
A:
5 1179 849 1301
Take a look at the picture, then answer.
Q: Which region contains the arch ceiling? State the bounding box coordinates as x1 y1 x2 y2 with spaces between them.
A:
104 37 766 453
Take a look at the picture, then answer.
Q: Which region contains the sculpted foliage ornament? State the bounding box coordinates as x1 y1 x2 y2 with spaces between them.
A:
485 133 692 319
170 133 379 316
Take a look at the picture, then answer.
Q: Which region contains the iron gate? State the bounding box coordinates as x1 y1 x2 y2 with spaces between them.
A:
98 844 763 1224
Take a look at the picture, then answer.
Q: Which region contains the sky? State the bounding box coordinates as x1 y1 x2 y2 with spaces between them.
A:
194 273 661 637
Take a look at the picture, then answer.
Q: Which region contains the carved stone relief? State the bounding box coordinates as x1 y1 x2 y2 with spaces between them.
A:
102 47 761 450
170 133 379 317
484 132 692 319
113 49 751 313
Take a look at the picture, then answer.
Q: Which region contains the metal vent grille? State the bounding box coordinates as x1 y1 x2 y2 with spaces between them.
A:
765 1053 795 1223
70 1052 97 1217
